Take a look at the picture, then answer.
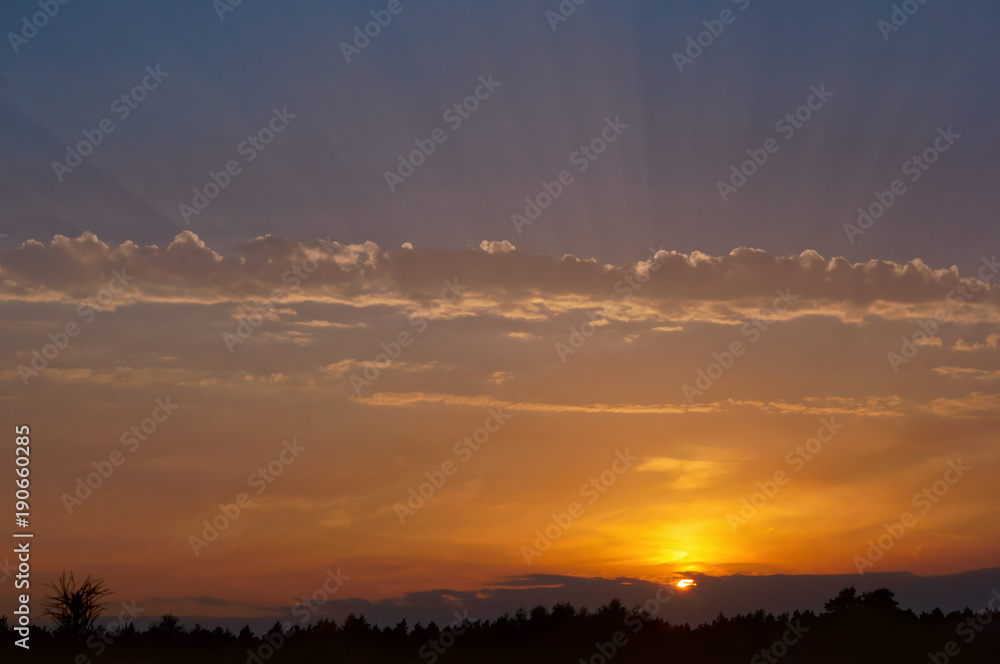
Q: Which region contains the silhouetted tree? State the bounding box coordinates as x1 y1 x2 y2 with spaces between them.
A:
41 571 112 640
859 588 900 613
150 613 185 635
824 586 860 614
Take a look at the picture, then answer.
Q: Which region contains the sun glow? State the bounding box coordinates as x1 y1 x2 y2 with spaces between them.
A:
676 579 696 589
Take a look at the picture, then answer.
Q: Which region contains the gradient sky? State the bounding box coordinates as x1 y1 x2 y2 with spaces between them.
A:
2 0 999 267
1 0 999 625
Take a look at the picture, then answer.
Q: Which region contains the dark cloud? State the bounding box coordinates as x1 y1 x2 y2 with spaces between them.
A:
153 595 235 607
213 569 1000 631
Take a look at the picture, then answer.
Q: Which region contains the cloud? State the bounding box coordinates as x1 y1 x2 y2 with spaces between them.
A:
635 457 738 489
2 234 996 321
355 391 702 414
926 391 1000 417
266 569 1000 630
353 392 916 417
294 320 369 329
487 371 514 385
154 595 235 607
321 361 445 379
479 240 516 254
931 367 1000 382
953 333 999 351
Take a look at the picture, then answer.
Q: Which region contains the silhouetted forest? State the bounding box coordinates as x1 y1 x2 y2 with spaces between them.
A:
4 587 998 663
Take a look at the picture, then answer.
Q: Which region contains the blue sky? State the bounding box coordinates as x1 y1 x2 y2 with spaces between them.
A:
2 0 998 269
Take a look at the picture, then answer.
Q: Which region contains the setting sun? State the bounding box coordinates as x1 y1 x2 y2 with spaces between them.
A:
676 579 697 589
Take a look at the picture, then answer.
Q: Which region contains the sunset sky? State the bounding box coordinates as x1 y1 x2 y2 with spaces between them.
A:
1 0 999 627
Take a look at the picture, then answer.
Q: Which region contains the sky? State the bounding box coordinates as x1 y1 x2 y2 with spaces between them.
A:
1 0 999 627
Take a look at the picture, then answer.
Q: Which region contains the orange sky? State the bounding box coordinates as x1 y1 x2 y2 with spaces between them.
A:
2 233 998 619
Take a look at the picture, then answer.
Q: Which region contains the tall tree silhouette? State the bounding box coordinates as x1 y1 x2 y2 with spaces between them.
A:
41 571 112 640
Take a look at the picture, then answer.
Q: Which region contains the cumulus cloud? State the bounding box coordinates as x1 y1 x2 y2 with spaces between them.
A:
479 240 516 254
954 333 1000 351
1 234 997 318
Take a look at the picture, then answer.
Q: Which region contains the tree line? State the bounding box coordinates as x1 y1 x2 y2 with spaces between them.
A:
2 574 998 663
